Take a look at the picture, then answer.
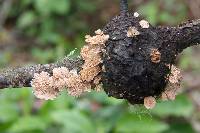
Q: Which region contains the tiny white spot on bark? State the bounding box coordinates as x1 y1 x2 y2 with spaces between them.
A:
134 12 139 17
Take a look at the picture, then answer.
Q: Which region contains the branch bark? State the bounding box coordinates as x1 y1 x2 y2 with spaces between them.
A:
0 57 83 89
176 19 200 52
120 0 128 15
162 19 200 53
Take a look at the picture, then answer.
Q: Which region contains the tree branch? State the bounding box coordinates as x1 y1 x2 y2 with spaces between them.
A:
160 19 200 53
175 19 200 52
0 0 199 105
0 57 83 89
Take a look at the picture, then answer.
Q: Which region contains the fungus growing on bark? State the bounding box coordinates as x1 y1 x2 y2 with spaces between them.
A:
150 49 161 63
52 67 69 91
31 29 109 98
31 72 58 100
127 27 140 37
144 96 156 109
0 0 200 109
168 65 182 84
161 89 176 101
139 20 150 28
65 69 91 97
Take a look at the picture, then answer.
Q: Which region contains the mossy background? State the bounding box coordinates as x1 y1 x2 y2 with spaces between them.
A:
0 0 200 133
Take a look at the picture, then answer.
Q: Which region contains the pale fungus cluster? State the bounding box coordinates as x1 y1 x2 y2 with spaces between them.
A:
144 96 156 109
31 29 109 100
161 65 182 101
144 65 182 109
31 16 183 110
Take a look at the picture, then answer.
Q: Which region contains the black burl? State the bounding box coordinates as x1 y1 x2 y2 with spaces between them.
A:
102 11 200 104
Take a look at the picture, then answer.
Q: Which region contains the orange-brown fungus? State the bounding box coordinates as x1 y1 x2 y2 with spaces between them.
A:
127 27 140 37
150 49 161 63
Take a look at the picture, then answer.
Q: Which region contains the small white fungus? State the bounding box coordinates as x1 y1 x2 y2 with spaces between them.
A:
134 12 139 17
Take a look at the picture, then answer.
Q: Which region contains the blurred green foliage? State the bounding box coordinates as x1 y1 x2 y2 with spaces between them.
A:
0 0 199 133
0 89 196 133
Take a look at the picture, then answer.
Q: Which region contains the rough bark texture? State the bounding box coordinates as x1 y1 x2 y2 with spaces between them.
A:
120 0 128 15
0 57 83 89
102 12 200 104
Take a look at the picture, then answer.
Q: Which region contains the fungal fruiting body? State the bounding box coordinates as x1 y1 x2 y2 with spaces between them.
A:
144 96 156 109
102 12 182 106
31 12 184 109
31 30 109 100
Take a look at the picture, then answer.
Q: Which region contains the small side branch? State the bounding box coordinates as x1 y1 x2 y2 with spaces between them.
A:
120 0 128 15
0 57 83 89
165 19 200 53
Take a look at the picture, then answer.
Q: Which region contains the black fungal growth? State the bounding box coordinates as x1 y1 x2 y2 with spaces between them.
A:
102 12 169 104
102 0 200 104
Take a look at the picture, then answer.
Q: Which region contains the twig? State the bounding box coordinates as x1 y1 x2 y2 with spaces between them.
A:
120 0 128 15
0 57 83 89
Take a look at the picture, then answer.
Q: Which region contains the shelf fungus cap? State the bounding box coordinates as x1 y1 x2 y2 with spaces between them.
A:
144 96 156 109
139 20 150 28
66 70 91 97
31 72 58 100
85 29 109 45
127 27 140 37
